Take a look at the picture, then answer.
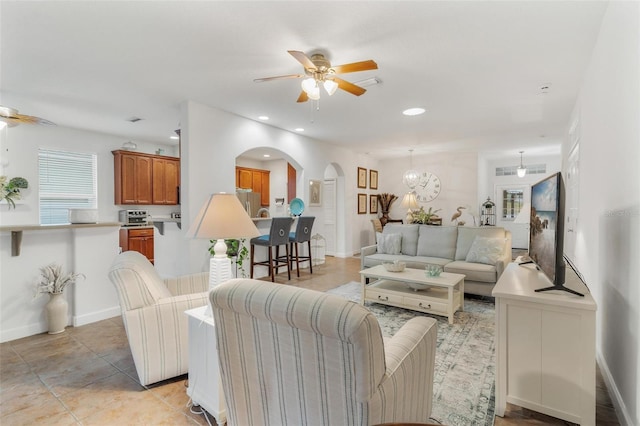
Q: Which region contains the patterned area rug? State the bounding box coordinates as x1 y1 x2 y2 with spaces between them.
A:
327 282 495 426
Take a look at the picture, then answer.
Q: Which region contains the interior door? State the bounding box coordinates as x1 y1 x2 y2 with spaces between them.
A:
323 179 337 256
495 184 530 249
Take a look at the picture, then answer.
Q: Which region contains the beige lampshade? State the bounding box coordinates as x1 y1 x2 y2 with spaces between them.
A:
400 192 419 210
187 193 260 239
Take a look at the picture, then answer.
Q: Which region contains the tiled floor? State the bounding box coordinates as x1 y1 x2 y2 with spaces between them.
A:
1 256 620 425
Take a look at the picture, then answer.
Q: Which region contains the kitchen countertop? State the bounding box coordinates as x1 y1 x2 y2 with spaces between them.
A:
0 222 123 257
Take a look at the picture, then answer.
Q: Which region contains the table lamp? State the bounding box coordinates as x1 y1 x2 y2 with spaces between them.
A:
187 193 260 314
400 191 419 223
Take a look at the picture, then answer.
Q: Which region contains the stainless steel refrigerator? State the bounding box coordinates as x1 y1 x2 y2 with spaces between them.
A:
236 192 261 218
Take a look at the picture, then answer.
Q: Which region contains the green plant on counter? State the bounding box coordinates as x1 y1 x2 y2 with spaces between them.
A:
1 176 28 209
209 238 249 278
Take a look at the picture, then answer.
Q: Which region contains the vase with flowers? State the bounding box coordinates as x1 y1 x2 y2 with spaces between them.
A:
377 193 398 226
34 263 84 334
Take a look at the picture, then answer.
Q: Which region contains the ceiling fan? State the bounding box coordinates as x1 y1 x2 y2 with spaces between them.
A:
254 50 378 102
0 105 56 127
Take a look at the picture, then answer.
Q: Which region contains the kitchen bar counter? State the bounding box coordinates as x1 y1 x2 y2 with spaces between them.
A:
150 218 181 234
0 222 123 256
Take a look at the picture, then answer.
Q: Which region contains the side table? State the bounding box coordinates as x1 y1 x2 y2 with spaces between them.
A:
185 306 226 426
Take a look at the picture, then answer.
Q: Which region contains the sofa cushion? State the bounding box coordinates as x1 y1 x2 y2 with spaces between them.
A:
383 224 420 256
455 227 506 260
376 232 402 255
416 225 458 259
465 236 506 265
444 260 497 283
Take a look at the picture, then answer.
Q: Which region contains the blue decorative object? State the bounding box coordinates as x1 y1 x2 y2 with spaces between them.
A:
290 198 305 216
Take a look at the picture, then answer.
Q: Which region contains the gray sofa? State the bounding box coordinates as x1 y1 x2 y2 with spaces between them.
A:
361 224 512 297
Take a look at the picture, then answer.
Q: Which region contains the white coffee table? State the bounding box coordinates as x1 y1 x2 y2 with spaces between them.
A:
185 306 226 426
360 265 465 324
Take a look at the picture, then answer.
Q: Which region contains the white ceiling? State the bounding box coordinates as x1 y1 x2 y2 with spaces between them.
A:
1 1 607 160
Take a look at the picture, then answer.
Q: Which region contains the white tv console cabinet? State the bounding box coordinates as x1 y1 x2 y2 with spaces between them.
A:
493 261 596 425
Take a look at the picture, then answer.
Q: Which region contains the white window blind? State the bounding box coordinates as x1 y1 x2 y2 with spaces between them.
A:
39 148 98 224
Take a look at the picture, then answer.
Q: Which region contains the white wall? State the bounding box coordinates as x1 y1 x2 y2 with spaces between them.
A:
179 101 365 275
567 2 639 425
368 151 478 244
480 153 562 248
0 124 177 342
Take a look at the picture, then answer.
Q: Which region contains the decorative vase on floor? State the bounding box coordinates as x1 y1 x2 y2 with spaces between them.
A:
45 293 68 334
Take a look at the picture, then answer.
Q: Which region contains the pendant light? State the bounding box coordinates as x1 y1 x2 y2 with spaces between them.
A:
402 149 420 189
517 151 527 178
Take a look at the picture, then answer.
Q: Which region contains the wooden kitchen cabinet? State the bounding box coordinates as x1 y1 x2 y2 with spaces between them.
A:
114 151 153 204
119 227 154 264
113 150 179 205
152 157 180 204
235 166 270 206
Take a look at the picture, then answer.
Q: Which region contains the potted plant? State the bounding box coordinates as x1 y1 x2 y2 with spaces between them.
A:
209 238 249 278
410 206 442 224
0 176 29 208
34 263 84 334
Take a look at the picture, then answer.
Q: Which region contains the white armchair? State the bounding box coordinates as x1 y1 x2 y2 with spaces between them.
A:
210 279 438 426
108 251 209 386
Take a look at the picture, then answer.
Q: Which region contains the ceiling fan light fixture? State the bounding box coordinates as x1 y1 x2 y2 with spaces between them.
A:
301 77 317 94
323 79 338 96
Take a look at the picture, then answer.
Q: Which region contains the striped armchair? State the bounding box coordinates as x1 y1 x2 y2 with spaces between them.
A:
108 251 209 386
210 279 438 426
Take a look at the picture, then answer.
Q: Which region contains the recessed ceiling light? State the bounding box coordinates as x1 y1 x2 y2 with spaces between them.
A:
402 107 426 116
263 154 271 158
170 135 179 140
258 116 269 121
295 128 304 132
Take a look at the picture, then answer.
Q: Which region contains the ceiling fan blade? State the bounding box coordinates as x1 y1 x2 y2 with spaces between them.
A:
333 77 366 96
288 50 317 70
331 60 378 74
0 106 55 126
296 91 309 103
254 74 305 83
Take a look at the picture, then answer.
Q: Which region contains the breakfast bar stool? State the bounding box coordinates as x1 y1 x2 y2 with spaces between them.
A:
288 216 315 277
250 217 293 282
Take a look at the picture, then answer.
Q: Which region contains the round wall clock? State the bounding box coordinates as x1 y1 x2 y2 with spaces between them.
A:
416 171 441 202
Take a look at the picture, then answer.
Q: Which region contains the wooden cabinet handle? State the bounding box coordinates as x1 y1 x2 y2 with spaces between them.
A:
419 302 431 309
378 295 388 301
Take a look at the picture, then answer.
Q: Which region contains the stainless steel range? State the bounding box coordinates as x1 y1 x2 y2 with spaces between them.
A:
119 209 149 227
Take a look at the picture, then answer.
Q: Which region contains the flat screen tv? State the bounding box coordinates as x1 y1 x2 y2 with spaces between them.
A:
525 172 583 296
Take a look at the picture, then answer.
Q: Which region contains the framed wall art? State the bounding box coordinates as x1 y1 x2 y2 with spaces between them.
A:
309 179 322 206
357 193 367 214
357 167 367 189
369 169 378 190
369 194 378 214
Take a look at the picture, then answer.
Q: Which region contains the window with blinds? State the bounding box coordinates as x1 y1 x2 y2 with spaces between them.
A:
39 148 98 225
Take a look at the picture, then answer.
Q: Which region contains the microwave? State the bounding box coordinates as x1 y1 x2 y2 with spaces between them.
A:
119 209 149 226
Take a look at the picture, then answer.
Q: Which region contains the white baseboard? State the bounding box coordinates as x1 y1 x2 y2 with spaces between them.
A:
73 306 121 327
597 351 634 426
1 323 48 343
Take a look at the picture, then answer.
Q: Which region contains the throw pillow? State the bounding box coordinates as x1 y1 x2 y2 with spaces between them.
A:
376 232 402 255
465 236 505 265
